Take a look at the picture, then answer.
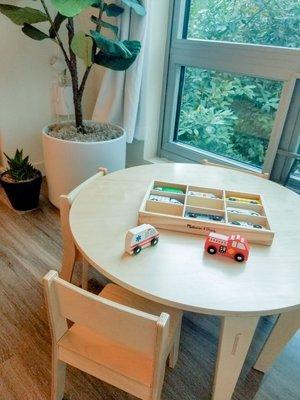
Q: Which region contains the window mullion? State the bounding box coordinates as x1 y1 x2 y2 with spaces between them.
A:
263 78 296 173
171 40 300 81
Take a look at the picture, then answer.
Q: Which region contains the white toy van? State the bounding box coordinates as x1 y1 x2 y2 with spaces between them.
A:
125 224 159 255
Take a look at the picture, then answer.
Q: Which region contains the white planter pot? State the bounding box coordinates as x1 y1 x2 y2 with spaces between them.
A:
42 121 126 208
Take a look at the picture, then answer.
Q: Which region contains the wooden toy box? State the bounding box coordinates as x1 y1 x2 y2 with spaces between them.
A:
138 180 274 246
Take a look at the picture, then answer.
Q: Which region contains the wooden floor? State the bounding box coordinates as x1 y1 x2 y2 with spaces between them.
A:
0 184 299 400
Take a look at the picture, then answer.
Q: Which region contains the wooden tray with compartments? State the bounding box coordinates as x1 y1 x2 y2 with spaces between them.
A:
138 180 274 246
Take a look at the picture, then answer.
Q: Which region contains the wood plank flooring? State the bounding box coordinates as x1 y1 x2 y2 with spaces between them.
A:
0 183 299 400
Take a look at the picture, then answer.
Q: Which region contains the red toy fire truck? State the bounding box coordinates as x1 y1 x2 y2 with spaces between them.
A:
205 232 250 262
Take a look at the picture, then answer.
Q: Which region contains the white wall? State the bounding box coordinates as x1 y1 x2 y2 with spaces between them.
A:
0 1 56 169
0 1 100 170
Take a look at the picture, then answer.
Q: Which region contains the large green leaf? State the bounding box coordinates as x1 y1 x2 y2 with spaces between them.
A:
50 0 95 17
90 30 132 58
94 40 141 71
71 31 93 67
91 0 103 8
0 5 48 25
121 0 146 16
22 24 49 41
104 3 124 17
49 12 67 38
90 16 118 36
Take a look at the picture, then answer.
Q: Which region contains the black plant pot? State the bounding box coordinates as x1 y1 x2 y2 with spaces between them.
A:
0 171 42 211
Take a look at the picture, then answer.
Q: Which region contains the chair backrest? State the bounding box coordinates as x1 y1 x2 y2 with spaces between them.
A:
201 159 269 179
59 168 108 282
43 270 170 356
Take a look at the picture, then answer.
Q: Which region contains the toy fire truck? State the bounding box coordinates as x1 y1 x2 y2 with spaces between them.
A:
125 224 159 255
205 232 250 262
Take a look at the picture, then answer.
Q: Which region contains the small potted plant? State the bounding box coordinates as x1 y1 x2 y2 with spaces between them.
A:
0 0 146 207
0 150 42 211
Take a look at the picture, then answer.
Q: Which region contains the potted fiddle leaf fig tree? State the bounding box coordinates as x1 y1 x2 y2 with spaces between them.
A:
0 0 145 207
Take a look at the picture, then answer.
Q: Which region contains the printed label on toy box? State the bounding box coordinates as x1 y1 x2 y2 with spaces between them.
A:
186 224 216 233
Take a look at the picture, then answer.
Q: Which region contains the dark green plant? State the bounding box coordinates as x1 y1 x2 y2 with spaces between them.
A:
4 149 37 182
0 0 146 132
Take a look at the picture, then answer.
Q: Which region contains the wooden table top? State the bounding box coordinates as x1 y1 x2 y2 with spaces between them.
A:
70 163 300 316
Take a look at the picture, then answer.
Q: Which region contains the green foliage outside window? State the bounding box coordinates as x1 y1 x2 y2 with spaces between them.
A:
177 0 300 167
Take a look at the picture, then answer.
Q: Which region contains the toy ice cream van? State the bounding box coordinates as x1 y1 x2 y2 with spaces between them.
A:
125 224 159 255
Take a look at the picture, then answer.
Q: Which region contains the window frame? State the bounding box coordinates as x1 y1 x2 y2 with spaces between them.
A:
158 0 300 175
271 81 300 191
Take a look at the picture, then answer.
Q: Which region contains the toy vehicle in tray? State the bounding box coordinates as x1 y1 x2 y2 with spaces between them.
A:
230 220 264 229
227 207 261 217
187 190 219 199
227 196 261 205
185 211 225 222
139 180 274 245
149 194 183 205
154 186 185 194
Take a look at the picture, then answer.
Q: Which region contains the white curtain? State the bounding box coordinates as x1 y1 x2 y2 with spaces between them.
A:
92 0 150 143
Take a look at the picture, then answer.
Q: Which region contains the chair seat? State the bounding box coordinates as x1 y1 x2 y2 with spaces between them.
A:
99 283 182 349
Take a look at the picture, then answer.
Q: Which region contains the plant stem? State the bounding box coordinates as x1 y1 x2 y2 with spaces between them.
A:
79 67 92 96
79 6 104 96
40 0 84 131
67 18 84 131
39 0 70 67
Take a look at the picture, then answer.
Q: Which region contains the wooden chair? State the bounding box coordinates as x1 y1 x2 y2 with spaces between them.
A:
59 167 108 288
201 159 270 179
43 270 183 400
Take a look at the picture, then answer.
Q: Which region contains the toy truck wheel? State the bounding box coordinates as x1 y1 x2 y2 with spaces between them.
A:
151 237 159 246
207 246 217 255
234 253 245 262
231 221 241 226
133 246 142 255
253 224 262 229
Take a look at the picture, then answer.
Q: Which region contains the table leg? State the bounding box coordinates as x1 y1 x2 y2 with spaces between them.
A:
254 308 300 373
82 258 89 290
212 316 259 400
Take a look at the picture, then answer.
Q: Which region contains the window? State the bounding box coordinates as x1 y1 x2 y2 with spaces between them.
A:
160 0 300 176
176 67 282 168
186 0 300 48
219 245 227 253
148 228 156 236
237 243 246 250
287 159 300 193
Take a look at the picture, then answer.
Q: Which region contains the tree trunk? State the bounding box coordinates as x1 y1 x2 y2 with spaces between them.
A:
67 18 84 132
71 72 83 130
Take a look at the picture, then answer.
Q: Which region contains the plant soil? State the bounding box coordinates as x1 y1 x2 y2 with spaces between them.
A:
0 171 40 184
47 121 123 142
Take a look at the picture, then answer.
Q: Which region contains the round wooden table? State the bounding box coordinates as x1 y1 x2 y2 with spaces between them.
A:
70 163 300 400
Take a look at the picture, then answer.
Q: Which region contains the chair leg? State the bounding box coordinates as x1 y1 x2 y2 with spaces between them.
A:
82 258 89 290
52 347 66 400
168 316 182 368
151 369 166 400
